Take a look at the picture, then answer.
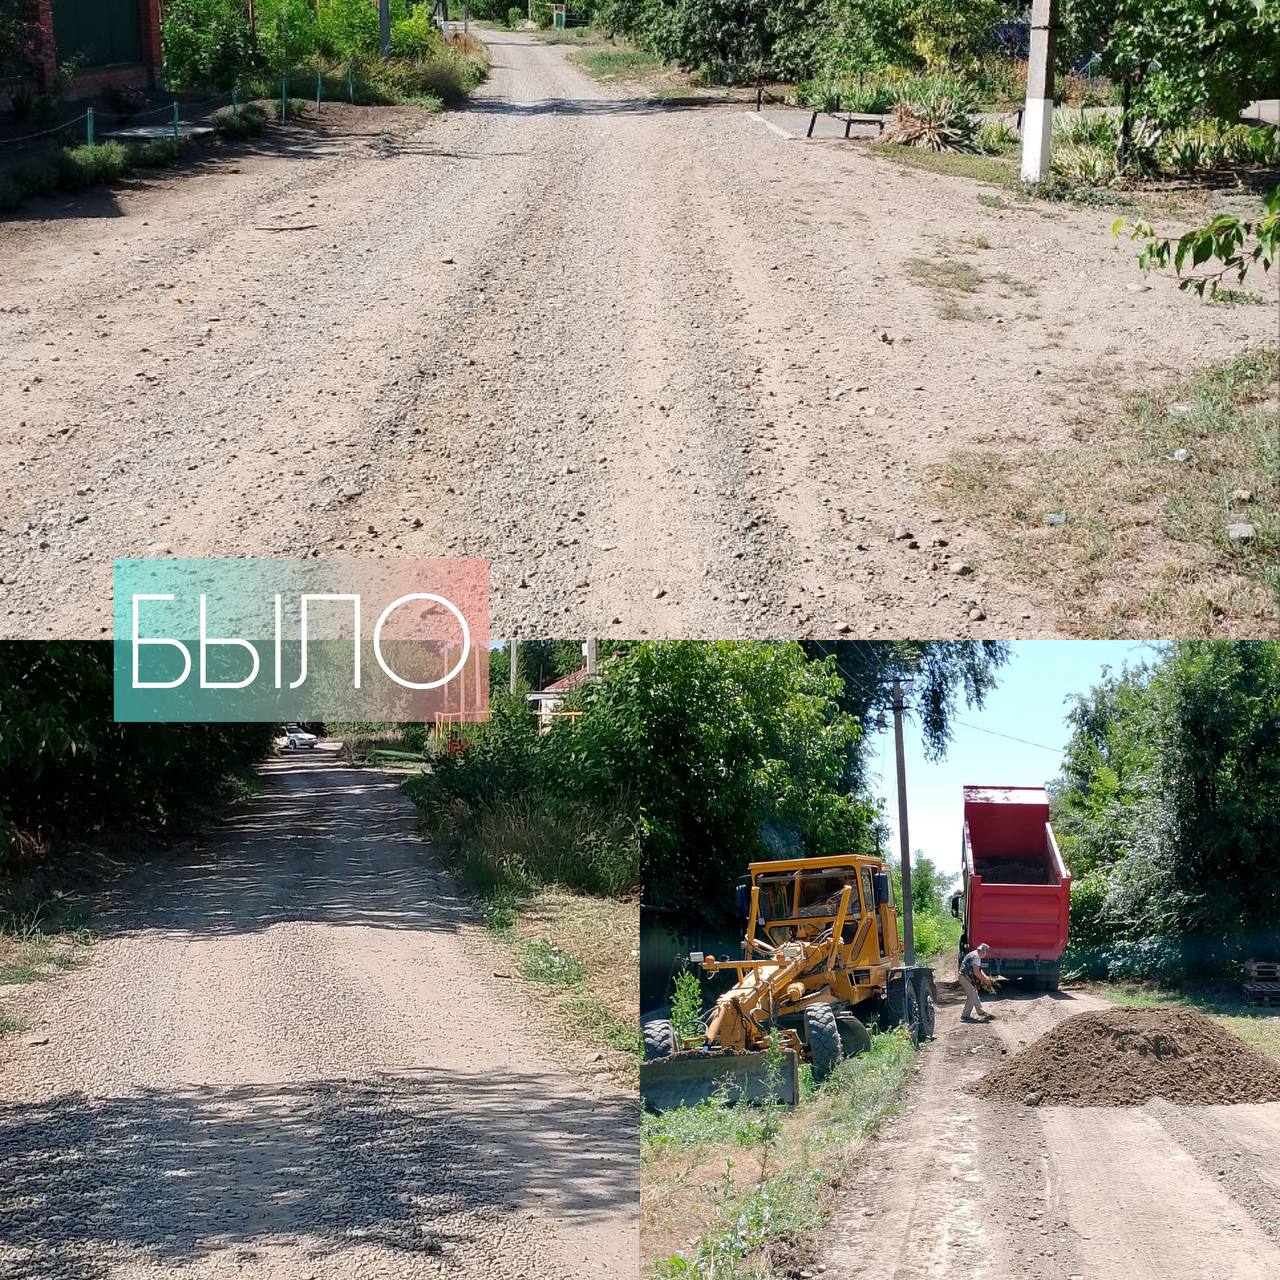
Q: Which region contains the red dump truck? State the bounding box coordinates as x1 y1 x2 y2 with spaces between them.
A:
950 785 1071 990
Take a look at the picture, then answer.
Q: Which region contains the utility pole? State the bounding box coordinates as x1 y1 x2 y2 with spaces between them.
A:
508 637 519 695
890 677 915 966
379 0 391 57
1020 0 1058 183
585 637 597 676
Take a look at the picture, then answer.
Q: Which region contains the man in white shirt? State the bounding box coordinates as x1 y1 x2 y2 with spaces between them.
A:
959 942 996 1021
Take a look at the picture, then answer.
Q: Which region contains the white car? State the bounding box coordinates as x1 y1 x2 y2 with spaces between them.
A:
284 724 318 750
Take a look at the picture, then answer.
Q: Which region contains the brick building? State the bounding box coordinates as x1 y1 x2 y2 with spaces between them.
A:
19 0 163 99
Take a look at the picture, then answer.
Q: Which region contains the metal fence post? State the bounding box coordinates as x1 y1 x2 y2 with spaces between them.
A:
171 100 179 141
232 87 239 117
86 106 94 147
316 70 322 112
280 74 287 122
348 66 355 104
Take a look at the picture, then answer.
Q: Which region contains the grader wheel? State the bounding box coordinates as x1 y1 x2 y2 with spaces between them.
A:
804 1004 843 1082
642 1019 677 1060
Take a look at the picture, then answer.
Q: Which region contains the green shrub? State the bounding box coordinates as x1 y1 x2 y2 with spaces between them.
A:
162 0 256 89
507 4 526 25
129 137 190 168
1053 106 1117 149
883 89 977 152
215 101 268 139
390 9 441 58
1050 141 1120 187
975 118 1018 154
669 966 704 1040
55 142 128 191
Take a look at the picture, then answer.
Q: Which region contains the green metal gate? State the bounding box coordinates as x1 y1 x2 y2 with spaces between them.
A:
52 0 143 70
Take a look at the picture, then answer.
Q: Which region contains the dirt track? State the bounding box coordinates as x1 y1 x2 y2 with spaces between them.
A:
0 746 637 1280
1 29 1273 641
821 980 1280 1279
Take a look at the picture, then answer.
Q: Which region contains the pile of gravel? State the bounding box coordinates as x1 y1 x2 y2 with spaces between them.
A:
970 1008 1280 1106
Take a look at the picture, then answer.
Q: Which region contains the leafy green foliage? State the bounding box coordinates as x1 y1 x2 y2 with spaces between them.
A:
669 965 704 1040
1118 187 1280 297
1053 641 1280 980
601 0 1012 85
802 641 1009 789
1064 0 1280 131
161 0 256 88
0 644 275 874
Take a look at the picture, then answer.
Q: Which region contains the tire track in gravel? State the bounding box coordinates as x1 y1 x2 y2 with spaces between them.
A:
0 747 637 1280
819 980 1280 1279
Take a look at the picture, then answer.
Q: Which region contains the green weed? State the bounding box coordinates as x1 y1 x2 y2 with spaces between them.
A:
517 937 586 987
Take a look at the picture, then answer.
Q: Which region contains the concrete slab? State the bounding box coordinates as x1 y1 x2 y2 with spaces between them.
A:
102 123 216 141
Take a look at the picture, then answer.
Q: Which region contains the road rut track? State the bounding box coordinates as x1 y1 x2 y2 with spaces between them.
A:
1 28 1273 639
0 746 637 1280
819 978 1280 1279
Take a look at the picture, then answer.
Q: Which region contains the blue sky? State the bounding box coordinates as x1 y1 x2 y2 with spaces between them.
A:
863 640 1158 885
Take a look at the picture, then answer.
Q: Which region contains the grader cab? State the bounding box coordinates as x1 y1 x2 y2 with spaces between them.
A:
641 854 937 1111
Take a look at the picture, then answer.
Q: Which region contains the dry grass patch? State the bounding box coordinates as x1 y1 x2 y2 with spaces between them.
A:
933 346 1279 634
502 888 640 1087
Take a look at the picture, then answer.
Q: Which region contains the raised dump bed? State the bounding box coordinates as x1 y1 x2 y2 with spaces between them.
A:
951 785 1071 989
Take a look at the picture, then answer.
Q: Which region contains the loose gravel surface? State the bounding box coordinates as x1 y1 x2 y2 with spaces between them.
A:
820 979 1280 1279
1 29 1273 640
0 746 637 1280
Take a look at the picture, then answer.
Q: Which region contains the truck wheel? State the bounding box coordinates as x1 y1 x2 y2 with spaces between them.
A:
835 1012 872 1058
904 986 922 1047
804 1004 843 1083
642 1019 677 1060
1041 970 1060 993
915 975 937 1040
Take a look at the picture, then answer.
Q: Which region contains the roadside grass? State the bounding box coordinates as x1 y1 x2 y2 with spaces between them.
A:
872 142 1018 187
932 345 1279 633
1097 983 1280 1061
0 905 93 1038
643 1029 917 1278
0 37 488 214
573 49 665 82
487 887 641 1086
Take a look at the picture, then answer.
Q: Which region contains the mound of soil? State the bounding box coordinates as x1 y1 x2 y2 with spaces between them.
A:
970 1008 1280 1107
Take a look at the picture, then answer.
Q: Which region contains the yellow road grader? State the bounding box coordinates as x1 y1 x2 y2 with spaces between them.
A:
640 854 937 1110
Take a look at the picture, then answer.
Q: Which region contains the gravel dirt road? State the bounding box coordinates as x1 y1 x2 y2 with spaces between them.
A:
820 979 1280 1279
1 29 1273 640
0 745 637 1280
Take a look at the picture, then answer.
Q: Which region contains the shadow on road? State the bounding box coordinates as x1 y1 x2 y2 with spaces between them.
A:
87 751 470 941
464 94 735 119
0 1067 637 1277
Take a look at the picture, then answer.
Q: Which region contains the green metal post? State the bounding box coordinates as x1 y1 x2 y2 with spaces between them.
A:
316 70 322 112
348 66 355 104
280 74 287 122
232 87 239 117
172 100 179 141
86 106 94 147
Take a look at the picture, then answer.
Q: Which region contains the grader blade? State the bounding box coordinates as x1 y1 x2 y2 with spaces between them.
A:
640 1049 800 1112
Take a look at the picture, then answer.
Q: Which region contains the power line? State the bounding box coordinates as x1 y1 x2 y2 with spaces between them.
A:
953 720 1064 754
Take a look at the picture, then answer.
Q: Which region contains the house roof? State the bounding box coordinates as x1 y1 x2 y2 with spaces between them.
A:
540 667 590 693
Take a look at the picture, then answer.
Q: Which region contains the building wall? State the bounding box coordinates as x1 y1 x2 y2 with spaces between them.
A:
25 0 161 98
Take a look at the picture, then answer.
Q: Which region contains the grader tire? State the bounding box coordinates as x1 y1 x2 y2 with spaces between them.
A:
642 1019 677 1061
805 1004 844 1083
918 983 937 1040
